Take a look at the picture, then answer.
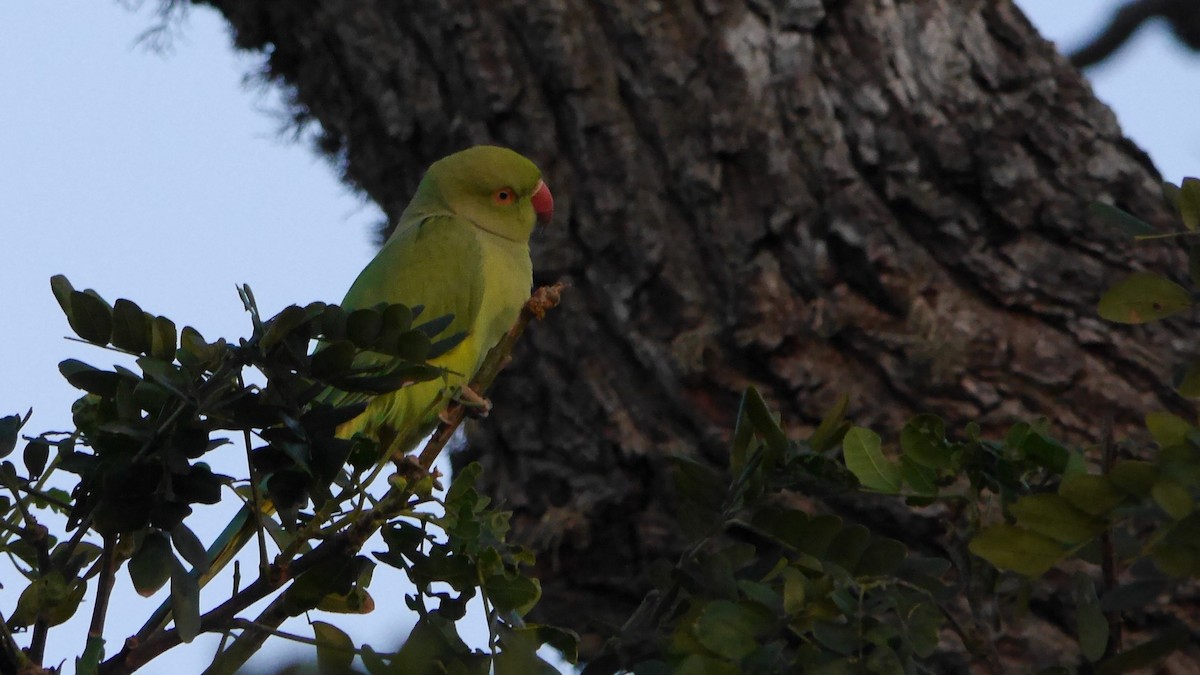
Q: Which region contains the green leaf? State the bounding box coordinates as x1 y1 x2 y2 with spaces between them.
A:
743 387 789 463
0 414 21 459
1151 479 1193 519
1009 493 1104 544
67 290 113 345
1145 411 1193 447
793 514 844 559
284 556 361 615
485 573 541 617
1179 177 1200 230
900 414 956 469
811 620 858 655
110 299 151 354
170 558 201 643
1109 460 1159 497
346 308 383 348
899 457 937 496
316 588 375 614
392 616 480 674
390 329 432 362
1097 272 1192 324
730 390 757 478
170 523 210 574
59 359 122 397
854 538 907 577
261 304 309 350
781 567 807 615
1059 474 1125 516
968 524 1065 576
129 531 174 597
494 626 562 675
313 621 356 674
149 315 177 361
825 524 872 571
50 274 75 314
311 340 358 379
21 440 47 480
1019 432 1070 473
691 600 765 661
808 394 850 453
1073 572 1108 661
1088 201 1156 237
136 357 189 396
842 427 900 493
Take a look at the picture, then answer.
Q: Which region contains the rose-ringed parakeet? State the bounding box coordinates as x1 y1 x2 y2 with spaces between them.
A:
142 146 553 637
328 145 553 444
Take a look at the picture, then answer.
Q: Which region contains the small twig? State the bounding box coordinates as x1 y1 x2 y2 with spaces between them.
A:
88 537 118 641
215 561 242 657
226 618 364 652
13 483 72 511
238 374 269 576
201 591 292 675
1 470 39 533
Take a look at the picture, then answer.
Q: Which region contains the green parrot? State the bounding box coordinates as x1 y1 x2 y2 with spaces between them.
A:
330 145 552 443
141 145 553 637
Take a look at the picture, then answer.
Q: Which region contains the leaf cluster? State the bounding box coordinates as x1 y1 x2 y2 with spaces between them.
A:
584 390 944 674
1 275 579 674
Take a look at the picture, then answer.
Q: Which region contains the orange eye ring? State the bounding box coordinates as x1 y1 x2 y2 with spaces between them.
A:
492 188 516 206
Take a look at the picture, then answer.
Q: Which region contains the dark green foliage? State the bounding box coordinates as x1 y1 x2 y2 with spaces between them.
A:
577 179 1200 673
584 389 936 674
0 276 494 672
11 181 1200 675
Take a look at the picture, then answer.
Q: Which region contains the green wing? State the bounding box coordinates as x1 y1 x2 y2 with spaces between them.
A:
322 214 487 439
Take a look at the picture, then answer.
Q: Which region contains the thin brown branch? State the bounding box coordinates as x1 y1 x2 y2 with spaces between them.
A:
201 591 291 675
89 538 118 637
418 282 565 470
101 482 408 674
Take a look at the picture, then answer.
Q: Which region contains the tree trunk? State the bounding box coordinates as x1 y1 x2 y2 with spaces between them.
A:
193 0 1190 667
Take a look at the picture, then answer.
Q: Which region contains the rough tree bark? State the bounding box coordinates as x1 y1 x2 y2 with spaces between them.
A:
187 0 1193 668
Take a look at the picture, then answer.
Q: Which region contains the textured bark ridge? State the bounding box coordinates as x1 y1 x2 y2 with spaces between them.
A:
197 0 1191 666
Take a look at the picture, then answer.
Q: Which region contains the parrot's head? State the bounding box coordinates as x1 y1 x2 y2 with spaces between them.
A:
415 145 553 242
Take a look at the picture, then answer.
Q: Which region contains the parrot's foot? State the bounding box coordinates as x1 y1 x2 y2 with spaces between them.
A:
441 385 492 421
524 282 565 320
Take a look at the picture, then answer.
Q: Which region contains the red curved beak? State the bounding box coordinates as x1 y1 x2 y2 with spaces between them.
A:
531 179 554 225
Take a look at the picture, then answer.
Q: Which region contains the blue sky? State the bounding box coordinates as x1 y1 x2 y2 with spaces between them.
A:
0 1 1196 672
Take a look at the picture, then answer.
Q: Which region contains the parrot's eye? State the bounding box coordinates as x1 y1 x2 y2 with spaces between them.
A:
492 188 516 206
